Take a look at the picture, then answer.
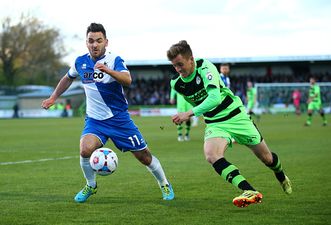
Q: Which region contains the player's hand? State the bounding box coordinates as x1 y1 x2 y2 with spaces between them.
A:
172 111 192 125
41 97 55 110
94 63 109 73
172 114 182 125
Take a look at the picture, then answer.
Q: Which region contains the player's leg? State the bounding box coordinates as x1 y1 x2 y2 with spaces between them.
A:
177 124 184 141
248 140 292 194
74 117 108 203
319 107 327 126
108 113 174 200
247 104 256 121
183 101 192 141
80 134 102 187
305 104 313 126
204 137 261 207
206 137 256 191
177 101 187 141
248 104 261 122
184 119 191 141
132 149 174 200
295 103 301 115
247 102 254 116
132 148 168 186
74 134 103 203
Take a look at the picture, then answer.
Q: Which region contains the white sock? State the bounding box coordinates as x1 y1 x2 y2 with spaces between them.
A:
80 156 96 188
146 155 169 187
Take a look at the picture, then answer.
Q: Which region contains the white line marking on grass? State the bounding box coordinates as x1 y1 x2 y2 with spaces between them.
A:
0 156 79 166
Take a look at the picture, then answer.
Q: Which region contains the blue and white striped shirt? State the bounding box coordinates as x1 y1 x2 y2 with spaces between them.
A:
68 52 129 120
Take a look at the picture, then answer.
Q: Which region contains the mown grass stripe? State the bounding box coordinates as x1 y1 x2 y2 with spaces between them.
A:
0 156 78 165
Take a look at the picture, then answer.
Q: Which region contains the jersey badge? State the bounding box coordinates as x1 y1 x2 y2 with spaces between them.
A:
206 72 213 80
196 76 201 85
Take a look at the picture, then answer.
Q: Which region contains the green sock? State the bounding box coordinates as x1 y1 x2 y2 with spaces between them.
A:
213 158 255 191
177 124 183 136
267 152 285 182
185 120 191 136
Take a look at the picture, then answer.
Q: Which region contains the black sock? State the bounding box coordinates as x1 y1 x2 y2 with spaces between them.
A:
267 152 285 182
213 158 255 191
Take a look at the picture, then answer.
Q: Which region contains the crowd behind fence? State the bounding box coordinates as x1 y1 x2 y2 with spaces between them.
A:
124 72 331 108
1 71 331 116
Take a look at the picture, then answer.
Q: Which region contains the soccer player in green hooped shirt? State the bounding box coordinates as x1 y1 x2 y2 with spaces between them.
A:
305 77 327 126
170 87 192 141
167 40 292 208
246 81 260 121
246 81 256 115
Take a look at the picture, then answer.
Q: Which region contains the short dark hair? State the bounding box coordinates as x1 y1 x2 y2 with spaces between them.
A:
167 40 193 60
221 63 230 67
86 23 107 38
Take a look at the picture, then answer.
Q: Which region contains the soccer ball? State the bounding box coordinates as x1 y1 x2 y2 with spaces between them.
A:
89 148 118 176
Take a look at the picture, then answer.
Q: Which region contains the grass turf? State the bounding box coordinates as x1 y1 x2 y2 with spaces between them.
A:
0 114 330 225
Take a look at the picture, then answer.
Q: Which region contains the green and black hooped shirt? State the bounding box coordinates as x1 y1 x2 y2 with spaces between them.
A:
170 58 244 123
309 84 322 105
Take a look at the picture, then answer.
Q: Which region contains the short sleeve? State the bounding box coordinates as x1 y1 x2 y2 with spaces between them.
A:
114 56 129 72
67 60 79 79
200 60 220 90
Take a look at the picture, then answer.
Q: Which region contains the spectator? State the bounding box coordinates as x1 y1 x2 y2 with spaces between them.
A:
12 103 19 118
292 89 301 115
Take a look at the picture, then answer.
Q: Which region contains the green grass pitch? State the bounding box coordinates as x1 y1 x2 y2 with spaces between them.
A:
0 114 330 225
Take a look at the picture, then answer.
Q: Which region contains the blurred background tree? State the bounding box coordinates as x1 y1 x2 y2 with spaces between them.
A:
0 15 68 86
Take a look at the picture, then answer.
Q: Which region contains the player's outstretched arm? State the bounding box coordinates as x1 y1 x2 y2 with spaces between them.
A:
41 75 74 109
191 88 221 117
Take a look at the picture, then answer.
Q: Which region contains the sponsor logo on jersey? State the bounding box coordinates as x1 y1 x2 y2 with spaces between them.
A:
83 72 104 79
206 72 213 80
188 89 207 102
82 71 105 83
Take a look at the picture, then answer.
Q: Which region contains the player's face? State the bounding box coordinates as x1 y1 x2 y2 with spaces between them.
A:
170 54 195 78
86 32 108 60
310 78 315 85
220 66 230 75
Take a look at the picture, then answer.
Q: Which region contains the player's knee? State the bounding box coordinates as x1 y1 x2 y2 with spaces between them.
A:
133 148 152 165
205 155 216 164
79 141 99 157
140 156 151 165
80 134 102 157
204 139 227 164
80 147 94 158
204 152 223 164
